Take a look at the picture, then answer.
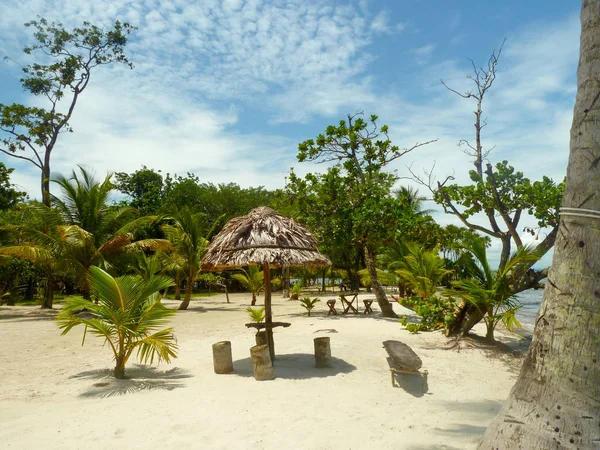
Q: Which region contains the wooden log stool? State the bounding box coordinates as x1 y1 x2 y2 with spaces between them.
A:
382 340 428 393
250 344 275 380
363 299 374 314
212 341 233 374
314 337 332 368
326 299 338 316
255 330 267 346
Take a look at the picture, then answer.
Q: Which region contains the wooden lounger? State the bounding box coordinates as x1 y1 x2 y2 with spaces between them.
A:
382 340 428 393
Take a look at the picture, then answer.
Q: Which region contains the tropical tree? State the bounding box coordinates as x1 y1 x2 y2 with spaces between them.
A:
0 162 26 210
479 2 600 447
161 207 212 310
232 265 265 306
394 243 453 299
0 168 167 306
451 239 536 341
296 113 434 317
0 18 136 205
57 267 177 379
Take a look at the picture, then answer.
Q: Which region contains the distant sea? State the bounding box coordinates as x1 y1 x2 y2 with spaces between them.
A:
515 288 545 333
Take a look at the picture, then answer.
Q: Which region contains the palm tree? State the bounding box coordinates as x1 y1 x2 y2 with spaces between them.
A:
0 168 168 306
394 243 453 299
232 265 264 305
480 3 600 444
57 267 177 378
161 207 212 310
452 238 536 341
393 186 434 216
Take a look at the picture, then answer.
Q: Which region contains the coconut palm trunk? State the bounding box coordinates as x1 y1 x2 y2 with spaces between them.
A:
364 245 397 318
478 2 600 447
179 274 194 310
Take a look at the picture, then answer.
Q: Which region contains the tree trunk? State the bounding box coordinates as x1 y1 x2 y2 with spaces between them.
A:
41 163 51 207
24 278 35 301
178 275 193 310
282 266 290 298
479 3 600 447
114 357 126 379
363 244 397 318
174 274 181 300
263 263 275 361
251 293 257 306
41 273 54 309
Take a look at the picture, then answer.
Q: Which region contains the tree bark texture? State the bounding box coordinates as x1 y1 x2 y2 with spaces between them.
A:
479 2 600 448
250 344 274 381
212 341 233 374
263 263 275 361
41 273 54 309
314 337 332 368
178 274 193 310
363 244 397 317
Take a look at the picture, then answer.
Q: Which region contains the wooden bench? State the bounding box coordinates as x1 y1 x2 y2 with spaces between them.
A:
382 340 428 393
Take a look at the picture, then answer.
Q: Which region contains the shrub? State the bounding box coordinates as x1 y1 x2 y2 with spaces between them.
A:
399 295 456 333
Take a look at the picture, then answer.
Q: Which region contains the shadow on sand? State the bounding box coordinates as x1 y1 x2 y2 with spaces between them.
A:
231 352 356 380
71 365 192 398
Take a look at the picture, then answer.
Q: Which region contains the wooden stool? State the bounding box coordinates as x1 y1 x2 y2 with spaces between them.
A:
212 341 233 374
326 299 337 316
363 299 373 314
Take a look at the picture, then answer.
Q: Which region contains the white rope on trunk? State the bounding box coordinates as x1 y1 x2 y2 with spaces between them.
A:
559 207 600 220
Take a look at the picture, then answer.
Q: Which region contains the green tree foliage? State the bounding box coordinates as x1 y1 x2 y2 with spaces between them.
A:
57 266 177 379
115 168 276 228
295 113 434 317
286 167 362 290
0 163 26 210
0 168 167 307
0 18 136 205
114 166 164 214
394 243 453 299
232 266 265 306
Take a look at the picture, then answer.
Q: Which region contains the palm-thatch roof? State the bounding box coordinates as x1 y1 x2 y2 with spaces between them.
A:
201 206 331 271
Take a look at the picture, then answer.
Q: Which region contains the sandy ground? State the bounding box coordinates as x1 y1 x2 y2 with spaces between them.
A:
0 292 527 450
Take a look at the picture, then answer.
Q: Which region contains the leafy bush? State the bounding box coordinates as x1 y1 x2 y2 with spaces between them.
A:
398 295 456 333
290 283 302 299
299 297 320 317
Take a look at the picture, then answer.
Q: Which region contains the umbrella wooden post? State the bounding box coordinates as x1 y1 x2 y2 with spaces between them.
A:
264 263 275 361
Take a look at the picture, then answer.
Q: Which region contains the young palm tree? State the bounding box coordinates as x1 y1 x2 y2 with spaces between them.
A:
57 266 177 379
232 265 265 305
452 239 537 341
162 207 213 310
394 243 453 299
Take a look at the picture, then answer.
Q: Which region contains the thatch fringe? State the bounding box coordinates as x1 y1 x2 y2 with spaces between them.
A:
201 206 331 271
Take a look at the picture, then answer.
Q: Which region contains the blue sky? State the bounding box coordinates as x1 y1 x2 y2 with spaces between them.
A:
0 0 581 265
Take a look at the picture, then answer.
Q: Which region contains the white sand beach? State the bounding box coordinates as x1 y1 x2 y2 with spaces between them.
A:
0 292 526 450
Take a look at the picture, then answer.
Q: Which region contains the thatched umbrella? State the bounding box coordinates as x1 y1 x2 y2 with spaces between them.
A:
201 206 331 360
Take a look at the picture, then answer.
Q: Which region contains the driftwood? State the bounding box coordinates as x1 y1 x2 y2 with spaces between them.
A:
382 340 422 371
382 340 428 393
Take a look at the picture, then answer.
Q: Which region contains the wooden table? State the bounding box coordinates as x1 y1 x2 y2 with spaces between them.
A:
339 292 359 314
